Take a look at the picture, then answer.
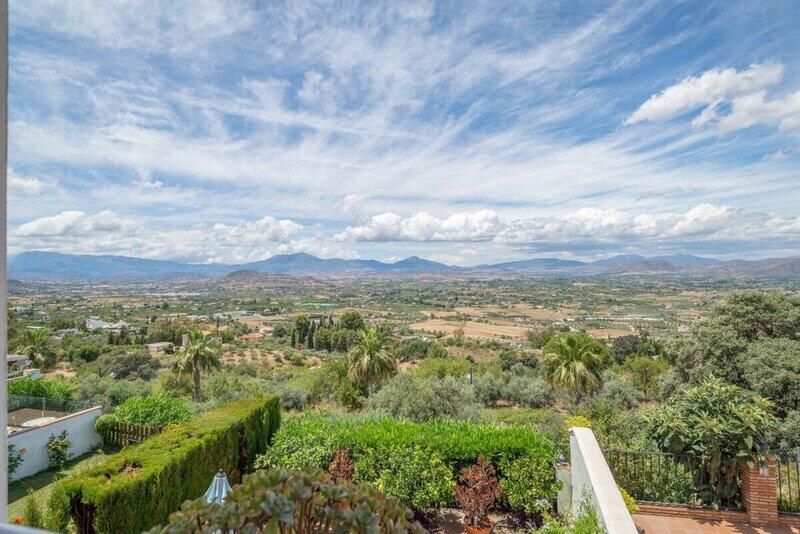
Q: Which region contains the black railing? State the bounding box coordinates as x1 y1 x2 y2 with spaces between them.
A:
605 449 699 506
7 395 91 427
776 448 800 514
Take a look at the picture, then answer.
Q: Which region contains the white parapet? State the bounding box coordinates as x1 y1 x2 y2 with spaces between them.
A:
569 426 638 534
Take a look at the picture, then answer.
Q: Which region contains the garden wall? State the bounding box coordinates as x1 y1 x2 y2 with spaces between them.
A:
8 406 102 481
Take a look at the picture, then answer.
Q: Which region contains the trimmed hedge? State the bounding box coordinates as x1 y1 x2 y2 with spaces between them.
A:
49 395 280 533
258 413 559 512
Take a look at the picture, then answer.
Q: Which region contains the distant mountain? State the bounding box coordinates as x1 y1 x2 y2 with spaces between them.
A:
8 251 231 281
8 250 800 282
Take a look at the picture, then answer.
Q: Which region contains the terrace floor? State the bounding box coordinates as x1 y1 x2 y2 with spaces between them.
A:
634 514 800 533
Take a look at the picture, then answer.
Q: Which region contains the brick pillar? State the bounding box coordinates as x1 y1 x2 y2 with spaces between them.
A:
740 458 779 526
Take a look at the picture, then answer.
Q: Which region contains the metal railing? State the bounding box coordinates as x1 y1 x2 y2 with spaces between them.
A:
776 448 800 514
604 449 742 508
7 395 91 427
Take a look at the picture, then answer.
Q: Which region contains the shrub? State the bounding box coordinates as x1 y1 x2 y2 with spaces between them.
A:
621 356 668 398
110 395 194 427
24 489 45 529
619 487 639 514
596 374 643 409
505 374 553 408
646 377 777 506
148 469 425 533
365 374 480 422
95 349 160 380
412 355 469 379
49 396 281 533
354 444 455 510
425 341 448 359
274 385 313 410
257 413 559 513
75 375 151 407
394 339 430 362
500 455 560 515
8 377 75 401
46 430 71 471
474 373 505 406
328 448 355 480
456 455 501 528
8 444 25 478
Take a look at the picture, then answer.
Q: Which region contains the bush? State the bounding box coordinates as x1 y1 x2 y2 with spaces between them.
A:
75 375 151 407
8 377 76 401
8 444 25 477
596 374 643 409
646 377 777 506
365 374 480 422
24 489 45 529
257 413 559 513
46 430 71 471
148 469 425 533
474 373 505 406
111 395 194 427
505 374 553 408
425 341 448 359
49 396 281 533
273 385 312 410
621 356 668 399
394 339 430 362
95 349 160 380
355 444 455 510
500 454 560 516
412 356 469 379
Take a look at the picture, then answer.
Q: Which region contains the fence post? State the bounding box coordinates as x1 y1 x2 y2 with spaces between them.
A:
740 457 779 526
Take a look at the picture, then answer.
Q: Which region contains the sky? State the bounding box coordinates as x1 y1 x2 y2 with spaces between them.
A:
8 0 800 266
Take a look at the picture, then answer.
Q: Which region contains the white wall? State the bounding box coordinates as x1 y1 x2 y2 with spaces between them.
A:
8 407 102 481
569 427 638 533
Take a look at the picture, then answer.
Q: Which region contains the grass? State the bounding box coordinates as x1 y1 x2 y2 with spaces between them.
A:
7 448 112 521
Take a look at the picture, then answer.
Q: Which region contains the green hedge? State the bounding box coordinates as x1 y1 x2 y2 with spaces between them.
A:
258 413 559 512
49 395 280 533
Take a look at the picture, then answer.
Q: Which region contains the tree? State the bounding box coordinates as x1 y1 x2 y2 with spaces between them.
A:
339 310 364 331
542 332 608 403
665 319 748 387
739 338 800 416
347 327 396 393
294 315 310 345
308 321 316 349
172 330 221 402
16 328 58 370
710 291 800 341
95 349 160 380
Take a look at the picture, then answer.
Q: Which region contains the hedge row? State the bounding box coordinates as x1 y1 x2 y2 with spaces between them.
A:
49 395 281 533
258 413 559 512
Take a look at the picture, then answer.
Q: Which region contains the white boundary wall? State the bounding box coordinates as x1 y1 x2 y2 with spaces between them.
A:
569 427 638 533
8 406 102 481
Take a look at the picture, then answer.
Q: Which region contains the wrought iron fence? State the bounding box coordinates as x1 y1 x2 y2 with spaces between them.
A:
776 448 800 514
605 449 700 506
7 395 90 425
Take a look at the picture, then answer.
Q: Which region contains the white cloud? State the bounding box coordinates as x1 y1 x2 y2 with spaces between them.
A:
335 210 502 242
12 210 137 237
10 211 305 263
626 63 800 133
627 63 784 124
8 169 45 195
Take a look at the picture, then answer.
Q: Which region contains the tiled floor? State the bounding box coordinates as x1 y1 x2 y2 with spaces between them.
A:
634 514 800 533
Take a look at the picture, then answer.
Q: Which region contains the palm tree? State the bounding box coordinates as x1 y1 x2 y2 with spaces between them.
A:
172 330 221 402
17 328 58 370
348 326 396 393
542 332 607 403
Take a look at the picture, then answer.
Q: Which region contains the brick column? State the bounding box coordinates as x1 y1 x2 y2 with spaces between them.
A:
740 458 779 526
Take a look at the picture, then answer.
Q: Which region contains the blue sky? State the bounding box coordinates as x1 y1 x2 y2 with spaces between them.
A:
8 0 800 265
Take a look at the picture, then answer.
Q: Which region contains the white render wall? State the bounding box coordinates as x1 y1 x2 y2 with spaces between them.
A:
569 426 638 533
8 406 102 481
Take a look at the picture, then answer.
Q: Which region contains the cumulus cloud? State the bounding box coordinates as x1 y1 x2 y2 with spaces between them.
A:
335 210 502 242
10 211 305 263
626 63 800 133
9 169 45 195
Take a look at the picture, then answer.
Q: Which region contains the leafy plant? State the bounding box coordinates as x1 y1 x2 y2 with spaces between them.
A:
348 326 396 392
499 455 561 516
355 444 455 510
646 377 777 507
46 430 71 471
111 394 193 427
148 469 425 533
328 448 355 481
455 455 501 528
23 489 45 529
8 444 26 478
542 333 609 403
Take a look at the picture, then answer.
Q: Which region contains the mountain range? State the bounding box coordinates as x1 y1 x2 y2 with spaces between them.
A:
8 250 800 282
